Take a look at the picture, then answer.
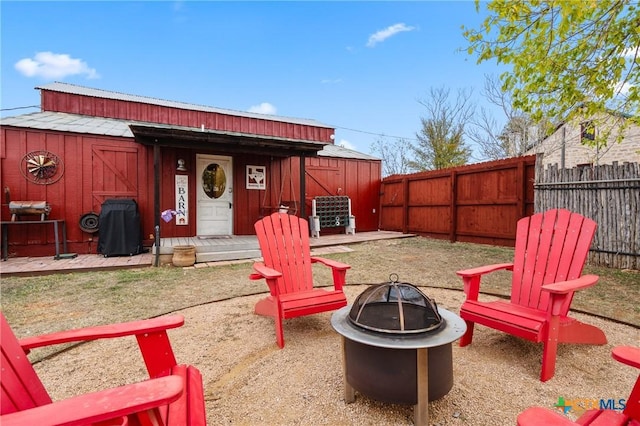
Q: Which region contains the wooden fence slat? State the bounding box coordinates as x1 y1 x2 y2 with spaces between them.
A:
379 155 537 247
379 155 638 270
535 160 639 269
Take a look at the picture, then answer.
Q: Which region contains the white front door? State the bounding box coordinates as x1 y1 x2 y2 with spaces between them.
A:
196 154 233 236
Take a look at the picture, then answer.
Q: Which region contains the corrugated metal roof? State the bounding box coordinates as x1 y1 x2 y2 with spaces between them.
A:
1 112 134 137
1 111 320 144
318 143 380 161
1 111 376 160
37 82 334 129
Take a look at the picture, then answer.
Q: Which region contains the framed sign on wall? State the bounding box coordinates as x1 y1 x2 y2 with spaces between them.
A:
175 175 188 225
246 165 266 190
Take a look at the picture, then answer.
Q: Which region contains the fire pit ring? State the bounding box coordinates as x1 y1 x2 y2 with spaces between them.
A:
331 280 466 426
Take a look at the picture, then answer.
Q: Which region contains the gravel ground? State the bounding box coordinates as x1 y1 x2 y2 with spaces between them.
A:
32 285 638 426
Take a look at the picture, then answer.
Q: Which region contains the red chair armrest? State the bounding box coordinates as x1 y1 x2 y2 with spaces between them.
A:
612 346 640 369
0 376 183 426
250 262 282 280
310 256 351 271
457 263 513 301
542 275 599 294
543 275 599 316
310 256 350 291
456 263 513 278
19 315 184 379
19 315 184 351
251 262 283 296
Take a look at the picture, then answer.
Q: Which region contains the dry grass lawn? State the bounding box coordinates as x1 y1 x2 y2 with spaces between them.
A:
1 237 639 425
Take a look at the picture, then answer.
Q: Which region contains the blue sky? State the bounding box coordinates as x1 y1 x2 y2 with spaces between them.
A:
1 1 507 159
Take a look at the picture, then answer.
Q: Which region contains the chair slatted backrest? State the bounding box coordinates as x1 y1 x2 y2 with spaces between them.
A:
254 213 315 295
1 313 52 415
511 209 597 314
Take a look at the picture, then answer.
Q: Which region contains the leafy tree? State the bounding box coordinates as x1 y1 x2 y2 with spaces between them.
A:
410 87 473 170
463 0 639 144
370 137 415 177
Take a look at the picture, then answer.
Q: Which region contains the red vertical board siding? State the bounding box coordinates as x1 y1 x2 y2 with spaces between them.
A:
57 134 73 235
41 90 333 142
1 128 381 255
230 152 286 235
265 120 274 136
232 116 241 132
81 136 96 214
25 131 47 201
1 88 381 256
358 160 382 231
105 99 118 118
94 98 105 117
0 127 147 256
158 151 171 236
207 113 218 130
187 110 197 128
232 155 249 234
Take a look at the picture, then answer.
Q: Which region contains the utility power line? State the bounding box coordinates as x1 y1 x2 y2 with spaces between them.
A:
0 105 39 112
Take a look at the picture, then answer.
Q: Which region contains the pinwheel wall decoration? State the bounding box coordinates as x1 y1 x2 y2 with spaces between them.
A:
20 150 64 185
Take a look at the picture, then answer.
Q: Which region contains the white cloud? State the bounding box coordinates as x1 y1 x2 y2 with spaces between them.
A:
366 23 415 48
338 139 356 150
614 47 638 95
321 78 343 84
615 80 632 95
248 102 277 114
15 52 99 80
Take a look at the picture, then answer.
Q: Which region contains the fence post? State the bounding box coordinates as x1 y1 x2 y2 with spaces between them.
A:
402 177 409 233
449 170 457 243
517 159 526 220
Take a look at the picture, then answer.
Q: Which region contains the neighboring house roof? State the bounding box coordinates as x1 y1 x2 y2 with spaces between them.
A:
1 111 376 160
36 82 333 129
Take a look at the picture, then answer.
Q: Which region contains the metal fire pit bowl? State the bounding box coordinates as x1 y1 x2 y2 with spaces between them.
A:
348 277 443 334
331 284 466 426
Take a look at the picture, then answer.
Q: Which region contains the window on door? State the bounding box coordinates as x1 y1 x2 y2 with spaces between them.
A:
202 163 226 199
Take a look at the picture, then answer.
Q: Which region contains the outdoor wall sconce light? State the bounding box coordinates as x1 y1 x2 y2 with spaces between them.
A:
176 158 187 172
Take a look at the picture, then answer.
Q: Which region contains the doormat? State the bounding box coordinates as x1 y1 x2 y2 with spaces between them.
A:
197 235 232 240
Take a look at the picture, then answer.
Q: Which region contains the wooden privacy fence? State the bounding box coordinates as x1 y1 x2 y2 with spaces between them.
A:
379 156 536 246
535 160 640 270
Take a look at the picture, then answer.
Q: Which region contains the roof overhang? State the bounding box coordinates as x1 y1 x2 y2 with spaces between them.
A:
129 123 328 157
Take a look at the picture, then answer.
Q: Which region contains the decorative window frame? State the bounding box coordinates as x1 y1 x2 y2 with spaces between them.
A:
581 120 596 143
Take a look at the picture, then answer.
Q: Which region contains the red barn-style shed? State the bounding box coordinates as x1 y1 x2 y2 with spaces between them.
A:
1 83 381 258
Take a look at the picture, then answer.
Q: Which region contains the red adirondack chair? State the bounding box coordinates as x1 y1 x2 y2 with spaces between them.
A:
0 312 207 426
457 208 607 382
517 346 640 425
251 212 350 348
